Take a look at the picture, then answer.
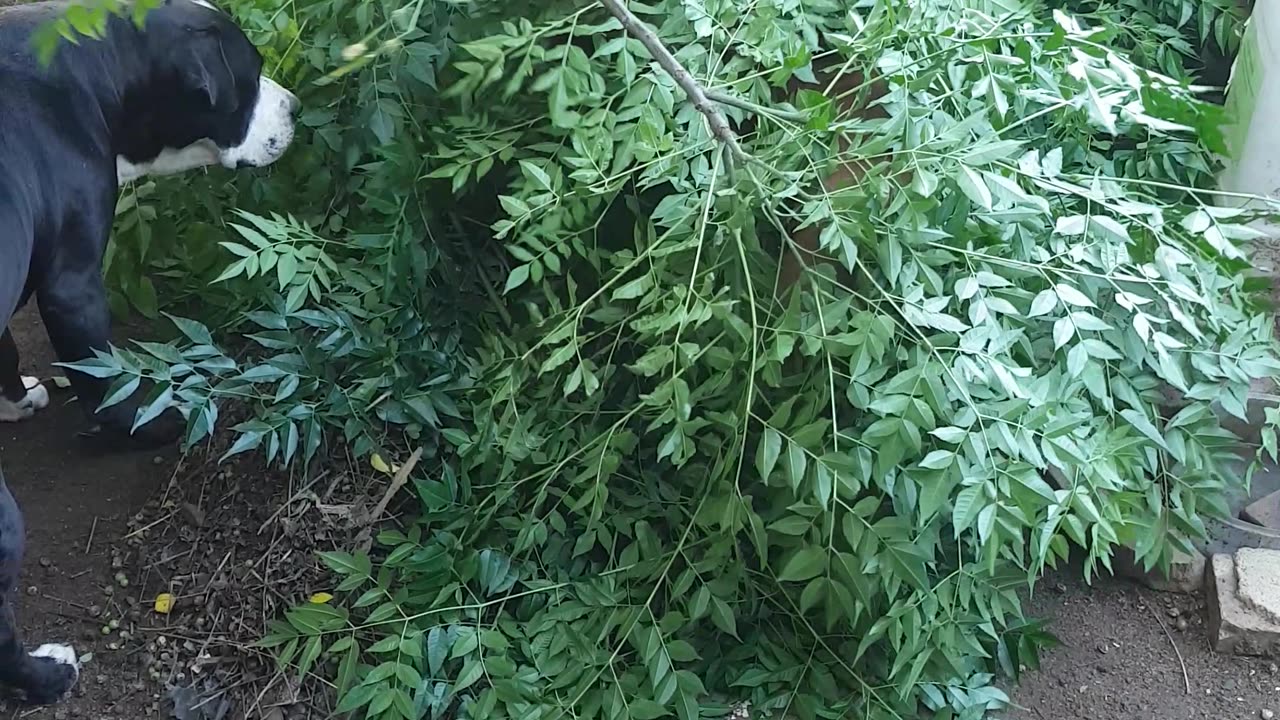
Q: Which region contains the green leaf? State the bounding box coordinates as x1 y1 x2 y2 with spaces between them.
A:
953 485 983 536
755 428 782 481
1054 283 1095 308
782 443 808 489
956 165 992 211
628 699 670 720
99 376 141 411
612 274 653 300
709 596 738 639
424 622 450 671
1120 408 1169 450
165 314 214 345
1053 317 1075 350
919 450 954 470
131 385 173 432
319 551 371 578
504 264 531 292
960 139 1025 166
930 426 967 443
778 546 826 582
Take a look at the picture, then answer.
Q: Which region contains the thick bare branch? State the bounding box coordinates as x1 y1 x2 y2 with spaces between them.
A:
597 0 748 160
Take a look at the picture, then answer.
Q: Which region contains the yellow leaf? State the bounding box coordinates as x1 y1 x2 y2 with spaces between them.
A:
154 593 174 615
309 592 334 604
370 454 402 475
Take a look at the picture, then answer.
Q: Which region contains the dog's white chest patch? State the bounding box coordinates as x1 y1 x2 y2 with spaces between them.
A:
117 141 221 185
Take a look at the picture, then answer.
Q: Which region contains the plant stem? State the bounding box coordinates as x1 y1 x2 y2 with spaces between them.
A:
596 0 748 160
705 89 809 123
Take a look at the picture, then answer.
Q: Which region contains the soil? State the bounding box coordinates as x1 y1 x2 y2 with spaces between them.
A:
0 304 178 719
0 306 342 720
1003 570 1280 720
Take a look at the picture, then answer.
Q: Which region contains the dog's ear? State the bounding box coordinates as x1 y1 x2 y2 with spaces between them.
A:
185 39 239 114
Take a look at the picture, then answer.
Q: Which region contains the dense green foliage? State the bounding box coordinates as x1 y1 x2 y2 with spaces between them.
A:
59 0 1277 717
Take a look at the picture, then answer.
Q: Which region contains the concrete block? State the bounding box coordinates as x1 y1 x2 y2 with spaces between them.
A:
1246 489 1280 530
1209 551 1280 656
1112 545 1206 594
1239 548 1280 624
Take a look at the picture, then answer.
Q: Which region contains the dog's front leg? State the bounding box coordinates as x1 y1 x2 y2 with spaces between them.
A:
36 235 181 449
0 329 48 423
0 477 78 704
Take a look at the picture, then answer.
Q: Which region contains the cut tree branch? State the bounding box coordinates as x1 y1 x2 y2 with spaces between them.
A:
706 89 809 123
596 0 748 160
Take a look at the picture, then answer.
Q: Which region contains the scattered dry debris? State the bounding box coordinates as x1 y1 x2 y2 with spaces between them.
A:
94 427 392 718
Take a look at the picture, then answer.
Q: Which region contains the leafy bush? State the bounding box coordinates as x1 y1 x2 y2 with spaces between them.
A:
67 0 1279 717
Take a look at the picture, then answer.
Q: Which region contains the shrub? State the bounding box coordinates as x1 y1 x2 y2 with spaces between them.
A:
66 0 1274 717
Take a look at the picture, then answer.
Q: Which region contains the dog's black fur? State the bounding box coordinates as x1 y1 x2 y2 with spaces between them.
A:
0 0 296 703
0 331 26 407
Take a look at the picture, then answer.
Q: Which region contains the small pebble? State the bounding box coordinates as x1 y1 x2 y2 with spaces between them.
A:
1176 617 1189 632
38 557 51 568
24 586 36 596
1262 710 1274 720
1167 607 1181 618
87 605 101 618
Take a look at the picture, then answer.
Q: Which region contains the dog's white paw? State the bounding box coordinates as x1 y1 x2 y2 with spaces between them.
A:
0 377 50 422
30 644 80 674
28 643 79 703
21 377 48 411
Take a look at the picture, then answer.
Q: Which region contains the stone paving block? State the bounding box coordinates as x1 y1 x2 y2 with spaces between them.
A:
1239 548 1280 624
1112 545 1206 594
1209 551 1280 656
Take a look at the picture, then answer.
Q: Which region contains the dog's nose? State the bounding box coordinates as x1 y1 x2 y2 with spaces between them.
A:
286 90 301 114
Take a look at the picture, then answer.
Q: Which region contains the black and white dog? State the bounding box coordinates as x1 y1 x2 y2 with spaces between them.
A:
0 0 297 703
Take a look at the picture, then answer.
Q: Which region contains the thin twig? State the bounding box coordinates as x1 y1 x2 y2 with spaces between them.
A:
124 511 174 539
596 0 747 160
365 447 422 523
353 447 423 553
1140 592 1190 694
705 89 808 122
84 516 98 555
40 594 88 611
255 469 332 534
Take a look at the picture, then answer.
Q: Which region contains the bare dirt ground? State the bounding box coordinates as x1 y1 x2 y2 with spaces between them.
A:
1003 570 1280 720
0 306 341 720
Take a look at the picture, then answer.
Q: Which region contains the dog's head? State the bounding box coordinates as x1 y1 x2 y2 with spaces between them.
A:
117 0 299 181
